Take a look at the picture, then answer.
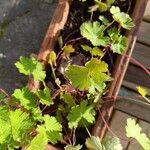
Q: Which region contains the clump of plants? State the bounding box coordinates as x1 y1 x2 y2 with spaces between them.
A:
0 0 138 149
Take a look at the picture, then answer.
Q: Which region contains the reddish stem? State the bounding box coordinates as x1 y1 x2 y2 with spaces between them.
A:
123 54 150 76
99 109 117 137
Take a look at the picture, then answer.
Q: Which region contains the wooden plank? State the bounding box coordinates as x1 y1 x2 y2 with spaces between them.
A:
128 120 150 150
137 21 150 46
127 139 143 150
132 43 150 68
124 64 150 88
122 80 150 96
114 97 150 122
105 110 137 149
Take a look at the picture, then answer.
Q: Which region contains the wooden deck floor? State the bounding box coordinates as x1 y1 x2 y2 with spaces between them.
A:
105 2 150 150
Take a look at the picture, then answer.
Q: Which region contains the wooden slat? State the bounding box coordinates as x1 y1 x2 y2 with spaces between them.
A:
132 43 150 68
122 80 150 96
115 98 150 122
124 64 150 88
137 21 150 46
105 111 137 149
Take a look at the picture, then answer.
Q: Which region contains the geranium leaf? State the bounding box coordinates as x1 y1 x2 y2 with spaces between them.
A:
80 21 110 46
15 57 46 81
36 86 53 106
108 27 128 54
48 51 57 66
86 136 123 150
95 1 108 12
65 144 83 150
10 109 34 141
66 58 110 91
107 0 116 7
0 107 34 146
63 44 75 57
110 6 135 30
99 16 109 25
66 65 90 90
60 91 76 107
85 136 103 150
27 127 48 150
102 136 123 150
67 101 96 129
81 45 104 57
13 87 36 110
37 115 62 144
126 118 150 150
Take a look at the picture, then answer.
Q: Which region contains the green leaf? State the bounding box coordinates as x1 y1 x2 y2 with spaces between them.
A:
27 129 48 150
66 58 110 91
80 21 110 46
86 136 123 150
108 27 128 54
0 107 33 146
86 136 103 150
66 65 90 90
0 106 11 145
37 86 53 106
81 45 104 57
31 108 43 122
10 109 34 141
48 51 57 66
58 36 63 49
37 115 62 144
67 101 96 129
60 92 76 107
99 16 109 26
86 58 108 73
65 144 83 150
95 1 107 12
110 6 135 30
102 137 123 150
126 118 150 150
106 0 116 7
111 36 128 54
15 56 46 81
88 5 99 13
63 44 75 57
12 87 36 110
136 86 148 97
0 92 6 101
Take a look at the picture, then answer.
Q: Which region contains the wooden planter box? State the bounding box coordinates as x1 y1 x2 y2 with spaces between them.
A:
28 0 148 149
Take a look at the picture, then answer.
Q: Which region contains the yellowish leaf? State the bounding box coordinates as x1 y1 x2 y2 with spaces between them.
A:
48 51 56 66
136 86 148 97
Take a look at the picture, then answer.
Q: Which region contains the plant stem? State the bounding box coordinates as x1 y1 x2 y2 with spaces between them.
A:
98 109 117 137
72 128 76 146
82 120 91 137
104 20 115 31
123 54 150 76
50 63 62 89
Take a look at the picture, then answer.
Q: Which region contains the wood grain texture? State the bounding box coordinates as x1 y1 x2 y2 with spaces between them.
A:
137 21 150 47
124 64 150 88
